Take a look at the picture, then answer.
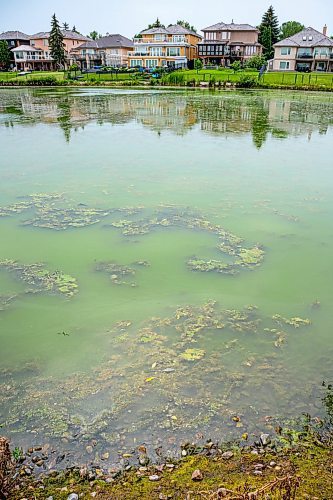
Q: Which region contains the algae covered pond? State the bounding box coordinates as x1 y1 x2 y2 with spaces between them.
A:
0 88 333 466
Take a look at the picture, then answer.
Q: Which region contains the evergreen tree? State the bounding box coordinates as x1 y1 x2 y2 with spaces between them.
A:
62 22 69 30
261 26 273 59
258 6 279 59
0 41 11 69
148 18 165 29
49 13 66 69
72 25 79 33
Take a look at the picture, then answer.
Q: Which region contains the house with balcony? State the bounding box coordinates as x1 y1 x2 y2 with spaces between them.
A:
128 24 202 69
271 26 333 72
0 31 31 68
28 30 91 69
11 45 54 71
71 34 133 69
197 22 262 66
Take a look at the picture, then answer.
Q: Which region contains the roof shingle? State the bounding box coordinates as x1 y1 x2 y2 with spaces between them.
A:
274 27 333 47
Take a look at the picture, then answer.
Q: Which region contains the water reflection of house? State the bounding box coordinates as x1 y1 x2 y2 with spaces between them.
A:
2 92 333 144
267 98 331 137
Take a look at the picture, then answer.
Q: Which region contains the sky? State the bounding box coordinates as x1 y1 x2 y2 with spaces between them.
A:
1 0 332 39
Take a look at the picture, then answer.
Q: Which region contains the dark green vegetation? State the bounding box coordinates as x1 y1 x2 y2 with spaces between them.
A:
0 41 11 70
49 13 66 69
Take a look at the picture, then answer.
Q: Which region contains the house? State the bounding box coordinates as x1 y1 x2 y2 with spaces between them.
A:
71 34 133 69
198 22 262 66
0 31 31 67
11 45 53 71
270 26 333 72
128 24 202 69
28 30 91 69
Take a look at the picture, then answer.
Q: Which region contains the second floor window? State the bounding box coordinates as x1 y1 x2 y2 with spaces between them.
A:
280 47 291 55
166 47 180 56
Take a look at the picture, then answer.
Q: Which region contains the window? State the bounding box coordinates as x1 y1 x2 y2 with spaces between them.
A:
10 40 15 46
280 47 291 55
245 46 256 56
43 39 48 46
150 47 162 56
172 35 185 43
145 59 158 68
205 32 217 41
166 47 180 56
30 40 35 45
130 59 142 67
279 61 290 70
154 34 163 41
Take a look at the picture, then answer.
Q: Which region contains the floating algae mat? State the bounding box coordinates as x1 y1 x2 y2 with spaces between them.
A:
0 88 333 465
0 259 78 298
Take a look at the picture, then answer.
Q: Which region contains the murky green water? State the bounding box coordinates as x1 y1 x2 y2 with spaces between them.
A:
1 88 333 465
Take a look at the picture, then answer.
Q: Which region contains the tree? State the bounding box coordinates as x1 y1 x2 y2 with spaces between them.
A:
72 25 80 33
261 26 274 59
49 13 66 69
147 18 165 29
175 20 197 32
62 22 69 30
245 54 267 70
194 58 203 73
0 41 11 69
279 21 304 40
89 31 101 40
230 60 241 72
258 6 279 59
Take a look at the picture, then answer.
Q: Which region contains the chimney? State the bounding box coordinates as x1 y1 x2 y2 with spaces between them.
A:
323 24 327 36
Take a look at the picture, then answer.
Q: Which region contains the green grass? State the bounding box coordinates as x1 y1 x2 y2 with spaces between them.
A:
175 69 333 88
1 69 333 89
0 71 65 82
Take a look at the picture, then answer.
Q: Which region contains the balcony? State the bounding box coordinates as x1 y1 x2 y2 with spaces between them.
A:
314 53 330 60
134 37 188 45
296 53 313 59
15 54 53 61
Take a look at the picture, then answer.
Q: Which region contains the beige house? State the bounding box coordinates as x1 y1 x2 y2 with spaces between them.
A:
71 34 133 69
128 24 202 69
270 26 333 72
198 22 262 66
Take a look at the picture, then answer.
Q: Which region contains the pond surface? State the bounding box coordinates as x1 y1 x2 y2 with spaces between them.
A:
0 88 333 467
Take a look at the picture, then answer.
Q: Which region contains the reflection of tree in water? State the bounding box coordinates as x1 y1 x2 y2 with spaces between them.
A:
57 98 72 143
1 91 333 144
250 98 270 149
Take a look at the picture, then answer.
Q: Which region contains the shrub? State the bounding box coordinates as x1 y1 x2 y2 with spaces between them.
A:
237 75 258 88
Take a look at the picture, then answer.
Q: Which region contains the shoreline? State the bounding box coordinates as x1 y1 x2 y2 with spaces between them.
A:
2 433 332 499
1 81 333 92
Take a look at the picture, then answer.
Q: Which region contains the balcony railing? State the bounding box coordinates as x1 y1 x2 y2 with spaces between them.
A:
15 55 53 61
134 37 188 44
314 53 330 60
297 53 313 59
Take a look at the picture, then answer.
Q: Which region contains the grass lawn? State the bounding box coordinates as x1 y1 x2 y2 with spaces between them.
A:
179 69 333 88
0 71 65 81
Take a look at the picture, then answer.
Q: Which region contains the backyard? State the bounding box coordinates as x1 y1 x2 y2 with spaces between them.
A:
1 68 333 89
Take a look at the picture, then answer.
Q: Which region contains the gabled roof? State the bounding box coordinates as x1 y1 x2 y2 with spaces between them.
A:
140 24 201 38
202 22 258 32
0 30 30 41
30 30 90 41
11 45 42 52
73 34 134 51
274 27 333 47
